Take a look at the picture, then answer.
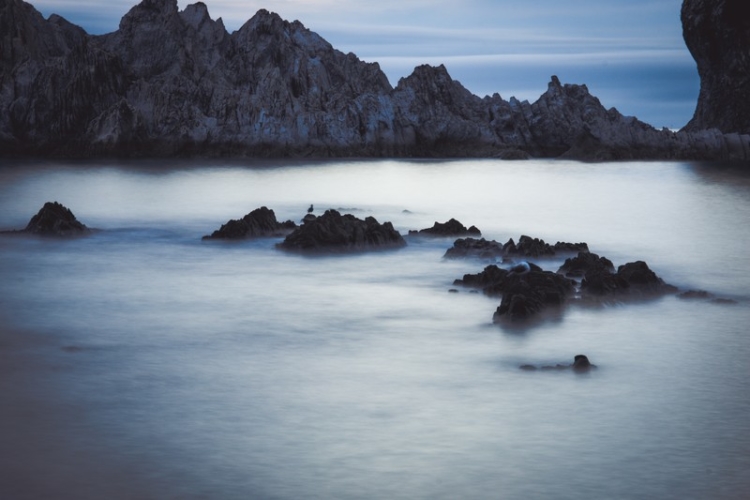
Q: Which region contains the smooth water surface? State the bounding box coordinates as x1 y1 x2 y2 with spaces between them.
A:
1 159 749 499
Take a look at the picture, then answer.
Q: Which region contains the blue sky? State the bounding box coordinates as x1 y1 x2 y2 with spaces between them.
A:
31 0 698 129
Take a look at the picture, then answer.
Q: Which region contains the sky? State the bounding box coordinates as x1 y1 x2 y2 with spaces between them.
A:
31 0 698 129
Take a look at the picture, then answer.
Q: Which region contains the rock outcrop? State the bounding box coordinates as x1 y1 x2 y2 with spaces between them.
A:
454 250 676 323
444 236 588 260
579 260 677 300
1 201 89 236
492 269 575 323
681 0 750 135
557 252 614 278
408 218 480 237
277 209 406 253
2 0 750 160
202 206 296 239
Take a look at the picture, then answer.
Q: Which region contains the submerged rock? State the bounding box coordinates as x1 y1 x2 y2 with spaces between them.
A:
277 209 406 253
519 355 597 373
2 201 89 237
409 218 480 237
203 206 296 239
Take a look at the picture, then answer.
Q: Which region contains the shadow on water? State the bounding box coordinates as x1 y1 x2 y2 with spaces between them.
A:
687 160 750 186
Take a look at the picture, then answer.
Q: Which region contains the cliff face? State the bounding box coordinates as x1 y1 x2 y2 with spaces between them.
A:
682 0 750 134
1 0 749 160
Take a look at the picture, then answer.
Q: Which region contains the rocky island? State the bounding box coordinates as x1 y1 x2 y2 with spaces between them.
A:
0 201 90 236
1 0 748 160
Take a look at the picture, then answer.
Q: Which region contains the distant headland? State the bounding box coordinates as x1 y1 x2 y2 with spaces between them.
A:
1 0 748 161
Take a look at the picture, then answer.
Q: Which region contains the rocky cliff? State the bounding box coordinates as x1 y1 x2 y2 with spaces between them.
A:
681 0 750 134
1 0 749 160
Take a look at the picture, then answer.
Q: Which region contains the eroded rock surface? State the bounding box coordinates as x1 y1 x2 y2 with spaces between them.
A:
1 201 89 236
445 236 588 260
2 0 750 160
408 218 480 237
455 251 676 324
681 0 750 134
203 206 296 239
277 209 405 253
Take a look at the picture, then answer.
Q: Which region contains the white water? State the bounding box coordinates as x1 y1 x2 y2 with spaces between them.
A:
1 159 749 499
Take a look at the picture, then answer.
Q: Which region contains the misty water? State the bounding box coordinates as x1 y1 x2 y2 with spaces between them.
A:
1 159 749 499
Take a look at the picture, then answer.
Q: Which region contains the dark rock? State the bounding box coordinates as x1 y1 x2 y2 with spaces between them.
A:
3 0 750 160
203 206 296 239
408 218 481 237
445 236 588 261
492 270 575 322
503 235 555 258
5 201 90 237
301 213 317 224
453 264 510 293
444 238 506 260
681 0 750 134
558 251 615 278
519 364 538 371
572 354 594 372
581 260 676 300
277 209 406 253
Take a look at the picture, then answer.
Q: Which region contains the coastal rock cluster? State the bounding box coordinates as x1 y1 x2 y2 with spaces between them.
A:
454 250 678 323
2 0 749 160
4 201 737 376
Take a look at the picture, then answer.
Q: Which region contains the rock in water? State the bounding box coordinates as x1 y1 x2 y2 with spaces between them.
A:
203 206 296 239
572 354 594 372
23 201 88 236
682 0 750 134
492 270 575 323
277 209 406 253
408 219 480 237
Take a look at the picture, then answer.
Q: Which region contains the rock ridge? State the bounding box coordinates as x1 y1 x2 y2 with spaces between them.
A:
2 0 749 160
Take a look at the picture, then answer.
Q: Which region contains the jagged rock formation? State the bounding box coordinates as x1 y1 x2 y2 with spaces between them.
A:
408 218 480 237
581 260 677 300
444 236 588 260
681 0 750 134
2 0 750 159
557 252 614 278
202 206 296 239
277 209 406 253
453 252 676 323
0 201 89 236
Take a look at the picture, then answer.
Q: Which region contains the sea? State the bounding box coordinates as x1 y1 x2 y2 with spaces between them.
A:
1 158 748 500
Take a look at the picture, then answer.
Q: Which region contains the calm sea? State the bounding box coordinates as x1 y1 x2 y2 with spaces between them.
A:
1 159 749 499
